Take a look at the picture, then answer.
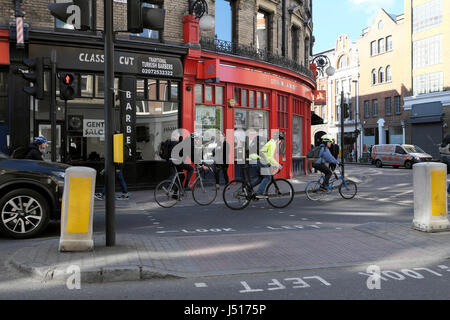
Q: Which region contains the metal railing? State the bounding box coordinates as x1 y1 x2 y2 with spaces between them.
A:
200 37 316 82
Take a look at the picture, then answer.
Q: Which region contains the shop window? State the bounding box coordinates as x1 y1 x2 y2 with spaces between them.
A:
95 75 104 98
277 95 288 130
249 91 255 108
136 79 145 99
81 75 94 97
364 100 370 118
257 92 262 108
292 116 303 158
242 89 248 107
264 93 269 107
215 86 224 105
234 108 269 163
195 105 224 136
379 68 384 83
171 82 179 101
148 80 158 100
195 84 203 103
159 80 169 101
136 80 180 162
205 85 213 102
394 96 401 114
234 87 241 105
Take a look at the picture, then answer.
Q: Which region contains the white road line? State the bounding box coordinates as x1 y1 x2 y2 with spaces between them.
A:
195 283 208 288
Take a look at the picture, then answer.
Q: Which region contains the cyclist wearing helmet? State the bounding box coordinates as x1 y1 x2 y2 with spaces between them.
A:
313 135 340 191
249 132 285 198
26 137 48 161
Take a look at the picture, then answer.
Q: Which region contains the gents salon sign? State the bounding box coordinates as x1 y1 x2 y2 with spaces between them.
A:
30 45 183 77
83 119 104 138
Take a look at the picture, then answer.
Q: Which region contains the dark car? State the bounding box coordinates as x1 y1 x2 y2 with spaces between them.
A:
0 153 69 239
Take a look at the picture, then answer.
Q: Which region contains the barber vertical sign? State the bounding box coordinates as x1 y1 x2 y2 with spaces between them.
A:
120 76 136 161
16 16 24 48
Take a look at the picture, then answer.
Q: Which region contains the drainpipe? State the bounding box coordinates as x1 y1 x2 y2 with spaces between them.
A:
282 0 286 57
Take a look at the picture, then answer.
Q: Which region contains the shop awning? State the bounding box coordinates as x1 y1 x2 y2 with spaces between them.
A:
311 111 324 125
409 116 442 124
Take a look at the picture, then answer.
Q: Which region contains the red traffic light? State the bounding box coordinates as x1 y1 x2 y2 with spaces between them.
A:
63 73 73 85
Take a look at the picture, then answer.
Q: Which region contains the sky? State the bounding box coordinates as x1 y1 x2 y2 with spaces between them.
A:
313 0 404 54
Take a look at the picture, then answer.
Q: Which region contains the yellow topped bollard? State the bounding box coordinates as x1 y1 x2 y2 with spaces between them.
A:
59 166 97 252
413 162 450 232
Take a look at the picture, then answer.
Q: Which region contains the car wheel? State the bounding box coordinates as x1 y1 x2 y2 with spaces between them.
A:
405 161 413 170
0 188 50 239
375 160 383 168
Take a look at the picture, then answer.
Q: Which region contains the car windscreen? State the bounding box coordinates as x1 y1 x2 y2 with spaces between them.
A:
0 152 8 159
404 145 425 154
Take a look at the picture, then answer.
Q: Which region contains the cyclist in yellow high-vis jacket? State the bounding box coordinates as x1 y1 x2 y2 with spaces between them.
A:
249 132 285 198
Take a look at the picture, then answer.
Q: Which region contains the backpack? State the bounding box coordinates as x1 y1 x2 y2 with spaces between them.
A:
158 139 172 160
306 145 323 159
12 146 31 159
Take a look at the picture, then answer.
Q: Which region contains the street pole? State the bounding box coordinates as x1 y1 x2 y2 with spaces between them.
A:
50 50 57 162
104 0 116 246
353 80 358 163
340 90 345 176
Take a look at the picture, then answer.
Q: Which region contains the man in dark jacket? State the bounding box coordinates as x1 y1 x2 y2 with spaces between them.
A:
26 137 48 161
212 135 230 188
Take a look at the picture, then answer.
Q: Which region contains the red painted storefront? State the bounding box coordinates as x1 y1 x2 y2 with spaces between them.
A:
182 16 316 179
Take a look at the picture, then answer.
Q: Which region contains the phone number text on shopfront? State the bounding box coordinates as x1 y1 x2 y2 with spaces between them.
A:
141 69 174 76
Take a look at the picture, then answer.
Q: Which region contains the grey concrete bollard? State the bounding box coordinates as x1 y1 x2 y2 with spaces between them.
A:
59 166 97 252
413 162 450 232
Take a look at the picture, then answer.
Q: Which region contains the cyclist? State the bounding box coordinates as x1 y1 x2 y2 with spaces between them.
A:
27 137 48 161
312 135 340 191
169 135 194 191
249 132 285 198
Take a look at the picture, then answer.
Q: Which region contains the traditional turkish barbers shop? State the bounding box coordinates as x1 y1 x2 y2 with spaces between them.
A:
5 29 186 188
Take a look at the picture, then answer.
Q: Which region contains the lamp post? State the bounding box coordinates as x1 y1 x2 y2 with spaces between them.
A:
311 55 335 78
352 79 359 163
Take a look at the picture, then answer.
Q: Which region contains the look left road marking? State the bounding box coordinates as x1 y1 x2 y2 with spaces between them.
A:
195 283 208 288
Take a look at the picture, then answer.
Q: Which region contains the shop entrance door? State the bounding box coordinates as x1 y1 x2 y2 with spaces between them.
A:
36 121 65 162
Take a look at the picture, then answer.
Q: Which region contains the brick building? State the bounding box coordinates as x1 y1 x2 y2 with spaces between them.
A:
0 0 316 187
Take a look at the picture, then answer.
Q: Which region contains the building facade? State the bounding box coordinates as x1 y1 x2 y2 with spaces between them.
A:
357 9 409 157
311 35 361 162
403 0 450 160
0 0 316 188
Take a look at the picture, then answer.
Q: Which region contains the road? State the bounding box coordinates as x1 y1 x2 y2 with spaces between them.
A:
1 165 449 300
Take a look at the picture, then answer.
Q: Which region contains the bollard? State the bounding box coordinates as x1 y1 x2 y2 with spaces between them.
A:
413 162 450 232
59 167 97 252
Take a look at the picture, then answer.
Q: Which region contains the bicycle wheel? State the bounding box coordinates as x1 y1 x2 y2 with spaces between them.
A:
305 181 326 201
223 180 251 210
154 180 179 208
192 178 217 206
266 179 294 208
339 179 357 199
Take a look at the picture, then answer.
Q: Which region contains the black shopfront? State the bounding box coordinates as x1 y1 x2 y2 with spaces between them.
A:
9 33 186 189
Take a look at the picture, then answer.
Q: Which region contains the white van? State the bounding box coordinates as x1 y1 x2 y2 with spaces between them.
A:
371 144 433 169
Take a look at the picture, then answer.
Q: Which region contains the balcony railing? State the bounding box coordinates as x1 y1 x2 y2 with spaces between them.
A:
200 37 316 83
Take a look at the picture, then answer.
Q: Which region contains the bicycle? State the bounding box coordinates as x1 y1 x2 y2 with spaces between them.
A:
154 159 217 208
223 163 294 210
305 164 357 201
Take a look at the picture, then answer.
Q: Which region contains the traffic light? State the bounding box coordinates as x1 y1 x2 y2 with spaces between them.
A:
59 73 76 101
127 0 166 34
22 58 44 100
48 0 92 31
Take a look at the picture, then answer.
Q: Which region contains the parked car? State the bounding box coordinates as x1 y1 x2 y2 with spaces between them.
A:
371 144 433 169
0 153 69 239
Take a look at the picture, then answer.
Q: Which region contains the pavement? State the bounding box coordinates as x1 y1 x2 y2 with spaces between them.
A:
8 221 450 284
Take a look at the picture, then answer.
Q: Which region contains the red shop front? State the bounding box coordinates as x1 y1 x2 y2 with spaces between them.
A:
182 18 316 180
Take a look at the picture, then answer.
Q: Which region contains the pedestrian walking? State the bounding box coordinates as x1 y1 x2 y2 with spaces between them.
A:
95 163 130 200
212 135 230 189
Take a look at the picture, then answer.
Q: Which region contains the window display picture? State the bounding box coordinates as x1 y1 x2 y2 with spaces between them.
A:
234 109 247 128
249 111 265 129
